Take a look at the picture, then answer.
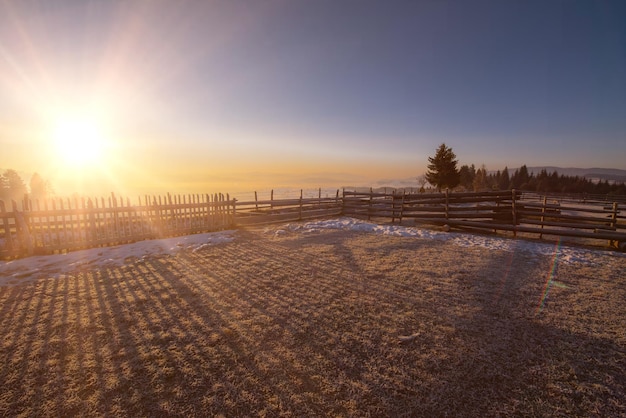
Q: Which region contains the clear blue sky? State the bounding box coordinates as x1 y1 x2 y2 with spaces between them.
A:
1 0 625 194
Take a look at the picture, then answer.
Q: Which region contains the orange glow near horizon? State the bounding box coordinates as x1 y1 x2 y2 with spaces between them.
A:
0 1 431 198
28 148 421 198
1 1 625 201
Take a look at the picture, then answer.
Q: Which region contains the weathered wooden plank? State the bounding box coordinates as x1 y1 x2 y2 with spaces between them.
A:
522 219 615 230
0 200 15 255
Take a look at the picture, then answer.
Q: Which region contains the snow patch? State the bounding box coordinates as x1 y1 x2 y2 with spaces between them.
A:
0 230 236 284
281 217 626 266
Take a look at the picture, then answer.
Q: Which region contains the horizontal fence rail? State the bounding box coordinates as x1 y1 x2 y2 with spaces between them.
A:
521 191 626 205
342 189 626 250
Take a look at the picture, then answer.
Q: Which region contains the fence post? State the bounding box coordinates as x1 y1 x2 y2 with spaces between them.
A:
126 196 133 239
13 200 33 256
79 197 86 243
98 197 106 241
445 189 449 220
299 189 303 220
59 199 68 248
391 190 396 223
51 199 60 247
152 196 160 238
167 193 174 232
255 191 258 211
399 191 405 224
128 196 137 239
135 196 143 238
610 202 619 247
182 195 188 231
385 187 396 223
87 198 97 244
611 202 618 229
110 193 118 243
511 189 517 237
368 188 373 220
204 194 211 229
222 193 226 226
0 200 14 255
25 196 37 253
539 196 547 239
227 193 234 226
212 194 218 228
220 194 224 227
222 193 227 226
216 193 220 228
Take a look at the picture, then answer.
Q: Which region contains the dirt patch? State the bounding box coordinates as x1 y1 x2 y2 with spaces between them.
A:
1 226 625 417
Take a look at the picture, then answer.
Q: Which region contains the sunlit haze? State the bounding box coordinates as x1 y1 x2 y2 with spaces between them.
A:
1 0 625 196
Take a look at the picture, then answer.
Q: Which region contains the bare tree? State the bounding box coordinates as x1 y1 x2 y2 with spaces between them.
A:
416 174 428 192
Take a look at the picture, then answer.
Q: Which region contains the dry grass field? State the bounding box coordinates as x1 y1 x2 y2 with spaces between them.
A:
1 225 625 417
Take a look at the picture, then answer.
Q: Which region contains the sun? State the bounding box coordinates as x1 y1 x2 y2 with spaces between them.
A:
51 117 107 167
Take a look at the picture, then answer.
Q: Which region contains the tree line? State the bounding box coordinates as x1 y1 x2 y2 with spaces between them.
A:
425 143 626 196
0 169 53 204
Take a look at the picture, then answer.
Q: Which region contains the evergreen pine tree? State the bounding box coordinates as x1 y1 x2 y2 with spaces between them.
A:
425 143 460 192
2 169 27 202
473 165 488 191
458 165 475 190
499 166 510 190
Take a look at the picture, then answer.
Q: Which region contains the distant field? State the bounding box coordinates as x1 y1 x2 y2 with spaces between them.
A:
1 226 625 417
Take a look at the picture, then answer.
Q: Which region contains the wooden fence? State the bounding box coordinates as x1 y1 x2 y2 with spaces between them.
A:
0 189 342 259
0 193 235 258
343 189 626 250
2 188 625 259
234 189 343 225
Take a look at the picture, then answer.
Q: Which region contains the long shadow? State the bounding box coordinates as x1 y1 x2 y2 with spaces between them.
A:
0 277 51 413
170 232 381 415
413 238 626 417
1 228 623 416
0 275 83 415
172 229 457 415
94 259 247 416
221 229 626 416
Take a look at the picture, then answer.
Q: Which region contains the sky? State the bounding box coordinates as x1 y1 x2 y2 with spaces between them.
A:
1 0 625 196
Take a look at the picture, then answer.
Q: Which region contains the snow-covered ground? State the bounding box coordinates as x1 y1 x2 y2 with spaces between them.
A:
1 217 624 285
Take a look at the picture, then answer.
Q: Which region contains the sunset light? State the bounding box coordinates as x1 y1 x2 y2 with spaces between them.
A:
0 1 625 416
51 117 107 167
0 1 624 196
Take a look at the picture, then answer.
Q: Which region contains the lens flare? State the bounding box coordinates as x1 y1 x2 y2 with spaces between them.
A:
536 238 568 314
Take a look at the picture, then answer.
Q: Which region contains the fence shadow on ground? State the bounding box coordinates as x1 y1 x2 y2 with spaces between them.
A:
0 229 625 416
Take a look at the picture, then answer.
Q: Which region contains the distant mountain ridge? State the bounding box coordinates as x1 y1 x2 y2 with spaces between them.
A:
508 167 626 183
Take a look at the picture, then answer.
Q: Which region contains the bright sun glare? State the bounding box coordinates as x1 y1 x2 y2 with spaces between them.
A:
51 118 107 166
